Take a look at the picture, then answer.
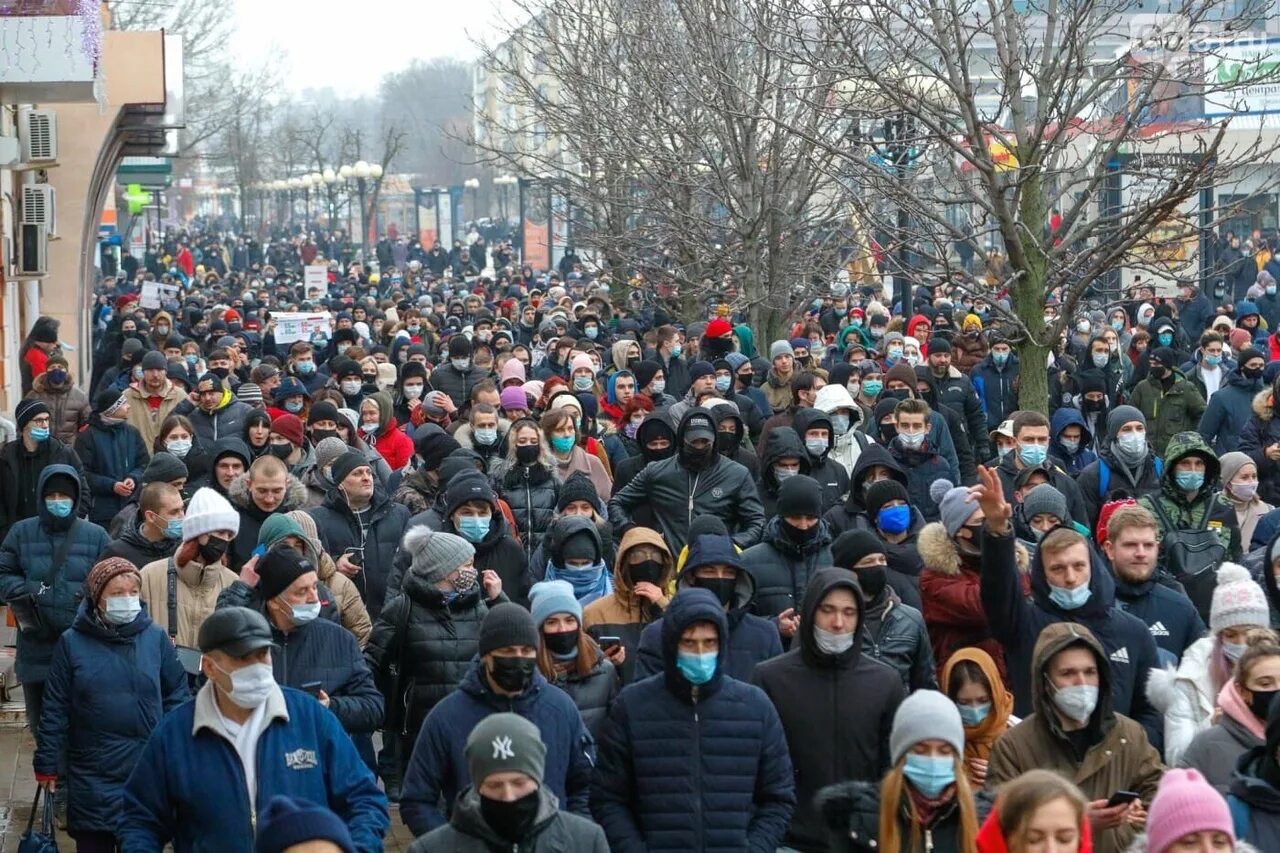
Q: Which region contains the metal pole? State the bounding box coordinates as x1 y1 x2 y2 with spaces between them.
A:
358 177 369 260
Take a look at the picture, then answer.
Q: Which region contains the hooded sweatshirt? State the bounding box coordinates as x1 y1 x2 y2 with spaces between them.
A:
939 647 1015 787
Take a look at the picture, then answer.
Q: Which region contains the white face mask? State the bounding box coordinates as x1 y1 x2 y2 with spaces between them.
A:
340 379 362 396
813 626 855 655
209 660 276 709
403 385 424 400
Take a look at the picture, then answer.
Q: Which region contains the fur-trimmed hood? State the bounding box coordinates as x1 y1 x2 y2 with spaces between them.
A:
226 470 309 514
917 520 1029 576
1252 388 1274 421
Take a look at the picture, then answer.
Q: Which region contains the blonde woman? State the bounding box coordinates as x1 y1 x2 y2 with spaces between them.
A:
975 769 1090 852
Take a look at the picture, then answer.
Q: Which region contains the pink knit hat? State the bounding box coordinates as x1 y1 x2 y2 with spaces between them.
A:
500 386 529 412
500 358 526 387
1146 769 1234 853
1229 327 1253 353
570 353 596 375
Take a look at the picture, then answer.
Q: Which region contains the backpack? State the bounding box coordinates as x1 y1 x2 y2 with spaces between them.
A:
1097 456 1163 499
1146 496 1226 623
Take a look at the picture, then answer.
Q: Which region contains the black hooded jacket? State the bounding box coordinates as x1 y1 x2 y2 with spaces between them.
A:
610 409 676 497
752 568 905 852
757 428 812 518
792 407 851 513
709 401 760 478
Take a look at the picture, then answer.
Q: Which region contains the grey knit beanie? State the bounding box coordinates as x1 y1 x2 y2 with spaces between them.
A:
889 689 965 766
314 437 350 475
929 479 978 538
464 712 546 786
769 340 794 360
1020 484 1068 524
1218 451 1252 489
402 526 474 583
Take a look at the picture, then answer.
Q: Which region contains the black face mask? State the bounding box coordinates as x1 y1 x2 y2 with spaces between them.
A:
715 431 738 456
1082 398 1106 413
515 444 540 466
783 520 819 542
680 441 715 471
488 655 536 694
627 356 641 370
628 559 665 587
210 366 230 380
881 388 910 402
856 566 888 600
698 576 738 608
1250 687 1279 721
543 629 579 657
267 443 292 460
1243 366 1265 381
955 524 983 558
199 536 230 565
311 428 339 444
480 788 541 843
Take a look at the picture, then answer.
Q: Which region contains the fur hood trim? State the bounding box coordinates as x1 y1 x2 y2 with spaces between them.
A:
918 521 1029 576
1252 388 1273 421
227 470 309 513
1143 665 1179 714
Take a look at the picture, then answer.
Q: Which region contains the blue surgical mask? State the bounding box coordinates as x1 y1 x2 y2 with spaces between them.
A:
805 437 827 457
1175 471 1205 492
676 650 717 685
185 354 199 366
551 435 576 454
898 430 925 450
1158 332 1173 346
295 360 315 375
284 400 304 414
584 326 599 339
1018 443 1048 466
290 602 321 625
1058 438 1080 454
863 380 883 398
30 426 50 443
1048 583 1091 610
992 351 1009 366
46 497 73 518
1111 319 1125 332
714 375 732 394
1205 354 1222 366
573 375 594 392
474 427 498 446
877 504 911 535
957 702 991 727
903 753 956 798
830 414 850 435
166 439 192 458
670 344 683 359
103 595 142 626
457 515 492 542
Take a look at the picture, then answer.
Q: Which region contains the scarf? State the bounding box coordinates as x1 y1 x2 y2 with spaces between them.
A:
1219 679 1268 742
939 647 1015 785
905 783 956 830
544 560 612 605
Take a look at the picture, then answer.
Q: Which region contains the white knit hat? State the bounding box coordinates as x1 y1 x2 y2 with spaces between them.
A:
1210 562 1269 634
182 487 241 542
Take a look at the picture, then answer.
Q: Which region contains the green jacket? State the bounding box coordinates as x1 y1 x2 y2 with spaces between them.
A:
1128 371 1206 457
1136 431 1240 559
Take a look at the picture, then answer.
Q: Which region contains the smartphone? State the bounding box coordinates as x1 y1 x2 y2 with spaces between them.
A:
597 636 622 650
343 549 363 568
301 681 324 697
1105 790 1140 808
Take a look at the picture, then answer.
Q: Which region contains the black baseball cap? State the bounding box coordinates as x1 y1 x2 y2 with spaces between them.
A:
198 607 275 657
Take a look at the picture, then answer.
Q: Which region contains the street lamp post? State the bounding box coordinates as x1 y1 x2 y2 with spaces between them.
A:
494 174 517 229
464 177 480 224
322 167 337 229
353 160 371 261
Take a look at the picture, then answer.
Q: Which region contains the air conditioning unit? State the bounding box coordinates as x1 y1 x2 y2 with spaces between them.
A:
21 185 56 235
20 109 57 163
18 224 48 276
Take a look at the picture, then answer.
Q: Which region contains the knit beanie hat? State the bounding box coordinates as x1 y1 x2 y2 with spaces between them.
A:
570 353 595 375
930 479 978 538
270 413 305 448
313 437 349 475
889 689 965 766
500 386 529 411
776 474 823 518
1210 562 1269 634
258 546 313 601
529 579 583 627
688 360 715 382
864 479 910 519
236 383 263 406
769 340 794 360
403 526 475 583
1145 769 1234 853
464 713 547 788
831 530 886 569
142 451 188 485
1020 484 1068 523
1219 451 1253 488
329 450 368 486
183 487 240 542
253 796 355 853
444 474 496 518
687 514 729 548
307 401 341 425
140 350 168 371
94 388 126 414
479 602 540 656
1106 405 1147 443
556 470 600 512
885 362 918 389
448 335 473 358
84 557 141 606
16 399 50 432
258 513 305 549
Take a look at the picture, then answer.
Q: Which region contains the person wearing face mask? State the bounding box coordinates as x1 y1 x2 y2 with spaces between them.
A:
814 382 872 477
32 557 188 851
1218 451 1274 552
0 399 91 539
428 333 491 410
1050 407 1098 476
791 407 852 512
941 648 1016 789
119 606 389 851
816 690 984 853
28 354 91 444
1129 346 1206 458
102 480 186 569
706 400 761 477
529 580 618 736
540 515 612 607
741 473 834 631
1147 563 1270 767
992 410 1090 527
591 587 795 850
609 407 765 553
972 335 1022 433
973 465 1165 748
354 390 414 473
76 389 149 528
985 623 1163 853
1240 375 1280 508
1076 406 1165 533
886 398 957 522
412 712 607 852
400 603 594 836
437 472 530 607
1199 346 1266 455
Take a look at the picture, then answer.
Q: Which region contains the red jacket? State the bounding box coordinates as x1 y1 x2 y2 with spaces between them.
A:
367 417 414 472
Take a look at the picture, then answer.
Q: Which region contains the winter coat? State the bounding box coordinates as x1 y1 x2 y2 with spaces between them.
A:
1179 701 1264 793
792 407 851 511
0 435 89 541
121 381 186 449
980 525 1165 746
825 443 908 532
763 367 795 413
1241 388 1280 505
365 417 414 472
411 786 608 853
753 569 905 851
174 394 254 447
547 649 618 737
399 659 595 836
918 520 1027 686
33 601 189 833
591 589 796 852
427 361 491 409
391 466 441 516
307 486 410 621
74 413 149 525
886 436 955 523
1228 748 1280 850
582 526 676 684
26 374 91 445
1076 446 1164 535
1111 571 1206 666
953 331 990 372
100 522 178 569
119 684 389 853
1200 368 1265 453
993 451 1090 531
226 471 310 571
609 409 766 552
492 459 560 553
971 352 1020 431
757 427 811 518
1128 370 1207 457
0 465 108 683
816 780 993 853
985 622 1165 853
1145 636 1220 766
1050 406 1099 476
741 516 834 621
137 555 239 649
860 591 937 693
932 366 991 461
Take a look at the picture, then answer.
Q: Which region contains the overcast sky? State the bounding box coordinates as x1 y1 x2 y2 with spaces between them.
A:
231 0 520 95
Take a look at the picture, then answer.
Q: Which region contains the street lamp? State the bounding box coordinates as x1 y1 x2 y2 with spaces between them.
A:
352 161 373 260
494 174 517 227
322 168 338 229
464 177 481 223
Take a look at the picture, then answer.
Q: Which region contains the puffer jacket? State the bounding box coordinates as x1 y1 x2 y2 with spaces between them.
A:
307 485 411 621
1199 368 1264 453
591 588 796 852
547 648 618 737
99 521 178 569
0 465 109 683
609 408 766 553
816 779 993 853
740 515 835 621
953 330 990 372
410 785 608 853
1240 387 1280 505
582 526 675 684
33 600 189 834
1145 635 1219 767
1128 369 1207 457
757 428 812 518
174 392 254 447
364 568 491 740
74 412 149 525
491 458 559 563
986 622 1165 853
427 361 491 409
26 374 91 445
971 350 1021 431
1076 446 1164 535
753 569 904 851
918 520 1027 686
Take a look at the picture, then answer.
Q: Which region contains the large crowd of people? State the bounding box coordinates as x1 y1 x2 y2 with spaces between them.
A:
7 221 1280 851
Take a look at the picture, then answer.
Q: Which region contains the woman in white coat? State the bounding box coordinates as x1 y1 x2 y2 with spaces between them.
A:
1147 562 1270 764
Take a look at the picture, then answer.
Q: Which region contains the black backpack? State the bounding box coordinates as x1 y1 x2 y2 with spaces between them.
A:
1147 497 1225 623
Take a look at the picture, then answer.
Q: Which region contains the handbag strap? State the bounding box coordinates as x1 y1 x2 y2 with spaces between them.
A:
40 786 54 835
25 789 38 834
41 519 80 593
167 556 177 640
